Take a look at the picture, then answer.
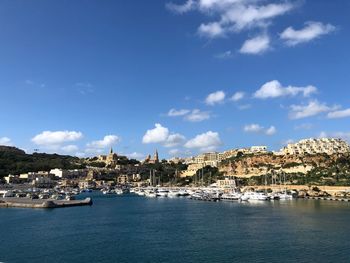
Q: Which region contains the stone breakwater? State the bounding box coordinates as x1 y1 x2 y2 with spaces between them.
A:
0 197 93 209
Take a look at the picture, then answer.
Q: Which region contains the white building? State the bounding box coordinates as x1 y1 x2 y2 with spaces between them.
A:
281 138 350 155
250 146 267 153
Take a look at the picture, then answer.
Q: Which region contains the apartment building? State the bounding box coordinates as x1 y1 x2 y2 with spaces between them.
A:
281 138 350 155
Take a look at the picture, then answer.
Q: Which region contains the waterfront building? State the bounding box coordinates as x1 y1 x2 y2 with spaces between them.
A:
78 180 95 189
217 178 236 189
4 175 21 184
19 173 36 182
50 168 67 178
281 138 350 155
117 174 129 184
32 176 55 188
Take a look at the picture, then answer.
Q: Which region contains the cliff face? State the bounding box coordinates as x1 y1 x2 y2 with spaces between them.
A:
219 153 347 178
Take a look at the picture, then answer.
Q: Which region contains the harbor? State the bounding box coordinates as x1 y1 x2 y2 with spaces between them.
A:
2 183 350 210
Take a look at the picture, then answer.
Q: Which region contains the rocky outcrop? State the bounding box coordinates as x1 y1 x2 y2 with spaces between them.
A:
219 153 348 178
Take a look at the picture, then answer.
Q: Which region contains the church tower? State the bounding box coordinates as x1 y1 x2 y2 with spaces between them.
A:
153 149 159 163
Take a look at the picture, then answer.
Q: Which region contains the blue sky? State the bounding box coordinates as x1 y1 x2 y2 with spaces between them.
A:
0 0 349 159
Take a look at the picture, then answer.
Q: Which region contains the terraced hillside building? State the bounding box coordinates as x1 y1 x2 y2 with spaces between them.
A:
281 138 350 155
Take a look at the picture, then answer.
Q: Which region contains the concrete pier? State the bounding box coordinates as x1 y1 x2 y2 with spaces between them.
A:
0 197 93 209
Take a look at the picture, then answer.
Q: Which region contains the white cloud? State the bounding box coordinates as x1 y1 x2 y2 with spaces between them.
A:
164 133 186 148
142 123 185 147
231 91 245 101
142 123 170 144
221 2 294 32
167 1 294 39
239 35 270 54
289 100 337 119
167 108 211 122
214 50 233 59
0 137 12 146
32 131 83 146
168 148 181 156
243 124 276 135
87 135 120 148
198 0 243 11
184 131 222 152
198 22 225 38
205 90 226 105
265 126 276 135
166 0 195 14
327 108 350 119
61 145 79 153
281 21 336 46
254 80 317 99
244 123 264 133
168 108 190 117
184 109 211 122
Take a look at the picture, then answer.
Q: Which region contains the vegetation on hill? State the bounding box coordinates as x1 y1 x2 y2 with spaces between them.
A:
0 146 85 177
138 162 189 185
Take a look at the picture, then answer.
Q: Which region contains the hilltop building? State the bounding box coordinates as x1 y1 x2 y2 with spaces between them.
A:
281 138 350 156
143 150 159 164
180 146 269 178
98 147 119 167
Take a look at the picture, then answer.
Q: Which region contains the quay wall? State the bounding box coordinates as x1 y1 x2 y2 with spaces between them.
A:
0 197 93 209
251 185 350 195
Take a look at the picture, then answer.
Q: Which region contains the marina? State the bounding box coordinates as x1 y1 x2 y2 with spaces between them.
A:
2 185 350 211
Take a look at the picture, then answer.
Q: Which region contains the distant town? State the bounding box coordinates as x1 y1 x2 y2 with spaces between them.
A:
1 137 350 198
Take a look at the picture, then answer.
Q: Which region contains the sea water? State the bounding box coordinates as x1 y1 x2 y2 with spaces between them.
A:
0 192 349 263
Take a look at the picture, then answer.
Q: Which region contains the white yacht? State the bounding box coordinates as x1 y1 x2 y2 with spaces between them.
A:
168 190 180 198
145 191 157 198
102 189 114 195
178 189 190 197
221 192 242 201
114 189 124 195
242 191 270 201
277 192 293 200
156 189 169 197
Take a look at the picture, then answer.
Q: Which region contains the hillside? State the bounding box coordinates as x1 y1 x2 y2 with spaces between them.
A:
0 146 85 177
219 152 350 186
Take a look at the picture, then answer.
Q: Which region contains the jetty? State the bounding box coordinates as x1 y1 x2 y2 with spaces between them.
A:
0 197 93 209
